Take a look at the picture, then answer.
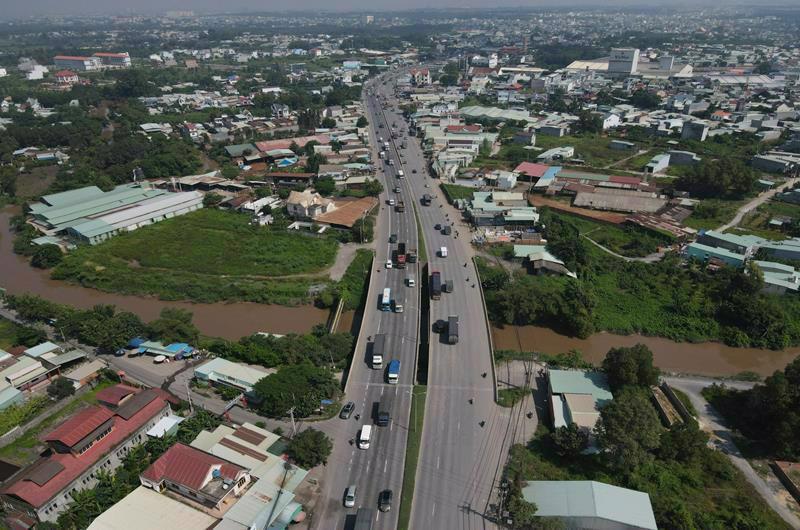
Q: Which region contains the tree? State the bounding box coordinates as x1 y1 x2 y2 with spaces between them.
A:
47 377 76 400
321 117 336 129
112 69 151 98
203 192 224 208
676 159 756 199
595 388 662 474
356 116 368 128
601 344 660 391
314 177 336 196
287 428 333 468
629 89 661 109
252 363 338 418
351 217 374 243
659 421 708 462
550 422 589 457
363 178 384 197
30 244 63 269
576 110 603 134
147 307 199 344
305 153 327 174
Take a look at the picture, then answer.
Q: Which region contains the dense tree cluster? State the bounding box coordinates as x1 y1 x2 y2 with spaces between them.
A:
706 356 800 460
287 428 333 468
676 159 757 199
252 362 339 418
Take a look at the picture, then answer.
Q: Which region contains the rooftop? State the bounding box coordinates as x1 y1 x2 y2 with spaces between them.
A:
87 486 216 530
521 480 657 530
548 369 613 406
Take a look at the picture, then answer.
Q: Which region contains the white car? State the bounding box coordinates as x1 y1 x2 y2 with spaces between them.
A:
385 259 393 269
406 277 416 287
344 485 356 508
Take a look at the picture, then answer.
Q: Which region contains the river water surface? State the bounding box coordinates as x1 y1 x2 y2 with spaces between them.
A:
493 324 799 377
0 207 328 340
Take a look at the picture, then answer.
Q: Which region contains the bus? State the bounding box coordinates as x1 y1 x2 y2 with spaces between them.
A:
381 288 392 311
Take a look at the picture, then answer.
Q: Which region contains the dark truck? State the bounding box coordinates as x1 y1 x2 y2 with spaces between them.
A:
396 242 407 268
376 394 391 426
395 200 405 213
448 315 459 344
431 271 442 300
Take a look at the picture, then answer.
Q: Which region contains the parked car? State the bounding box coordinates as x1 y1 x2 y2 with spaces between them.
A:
378 489 393 512
340 401 355 419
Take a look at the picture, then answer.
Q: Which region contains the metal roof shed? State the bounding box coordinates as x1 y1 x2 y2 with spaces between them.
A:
521 480 658 530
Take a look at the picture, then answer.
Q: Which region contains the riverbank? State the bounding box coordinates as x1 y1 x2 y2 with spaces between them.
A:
0 207 328 339
493 324 799 377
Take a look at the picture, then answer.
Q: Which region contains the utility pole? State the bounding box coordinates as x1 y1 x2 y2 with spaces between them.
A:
186 380 194 414
287 406 297 438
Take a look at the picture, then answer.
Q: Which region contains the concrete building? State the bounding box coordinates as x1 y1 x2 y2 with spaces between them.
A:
87 486 217 530
53 55 101 72
547 369 613 436
667 150 701 166
92 52 131 68
286 189 335 219
645 153 670 174
681 121 710 142
193 358 273 395
140 443 251 511
607 48 640 75
0 386 171 524
521 480 657 530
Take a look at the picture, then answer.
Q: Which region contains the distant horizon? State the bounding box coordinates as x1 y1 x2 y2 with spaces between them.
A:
4 1 800 21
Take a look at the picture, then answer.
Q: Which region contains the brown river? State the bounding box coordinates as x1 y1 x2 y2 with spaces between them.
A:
492 325 799 377
0 208 329 340
2 206 798 375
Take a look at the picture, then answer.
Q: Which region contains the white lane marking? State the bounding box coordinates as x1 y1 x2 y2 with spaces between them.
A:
437 455 440 469
384 460 388 473
432 503 436 516
457 421 461 432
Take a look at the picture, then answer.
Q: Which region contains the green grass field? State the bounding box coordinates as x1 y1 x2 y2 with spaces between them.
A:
440 183 475 203
52 209 339 304
0 319 17 350
550 211 673 258
683 199 746 231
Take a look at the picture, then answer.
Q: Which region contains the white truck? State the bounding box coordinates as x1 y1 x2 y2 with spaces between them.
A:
371 334 386 369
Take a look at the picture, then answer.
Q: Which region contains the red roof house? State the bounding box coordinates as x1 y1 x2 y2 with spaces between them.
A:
514 162 550 178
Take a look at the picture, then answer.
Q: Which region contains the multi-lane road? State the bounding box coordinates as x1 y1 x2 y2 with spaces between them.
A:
311 74 421 530
313 68 525 530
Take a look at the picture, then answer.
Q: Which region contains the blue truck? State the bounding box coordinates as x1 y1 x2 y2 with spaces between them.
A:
387 359 400 384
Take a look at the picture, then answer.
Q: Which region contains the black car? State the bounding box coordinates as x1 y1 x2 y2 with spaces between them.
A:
412 169 417 174
389 234 398 243
434 223 441 230
339 401 355 419
378 489 393 512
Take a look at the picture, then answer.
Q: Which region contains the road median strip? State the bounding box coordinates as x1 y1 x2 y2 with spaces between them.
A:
397 384 427 530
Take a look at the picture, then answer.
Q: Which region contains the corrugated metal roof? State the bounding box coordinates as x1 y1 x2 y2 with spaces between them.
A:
521 480 657 530
548 370 613 406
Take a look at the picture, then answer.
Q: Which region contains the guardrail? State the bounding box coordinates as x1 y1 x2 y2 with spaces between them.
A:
472 257 499 402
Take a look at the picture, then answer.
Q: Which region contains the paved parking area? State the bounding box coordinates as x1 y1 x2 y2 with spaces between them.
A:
106 354 187 388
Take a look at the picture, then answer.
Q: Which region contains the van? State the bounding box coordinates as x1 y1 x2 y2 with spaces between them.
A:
358 425 372 449
439 247 448 258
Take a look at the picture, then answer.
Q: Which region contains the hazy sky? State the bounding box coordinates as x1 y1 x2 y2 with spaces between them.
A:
2 0 770 20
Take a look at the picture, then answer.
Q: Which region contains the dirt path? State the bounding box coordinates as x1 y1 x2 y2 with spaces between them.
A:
718 177 800 232
603 148 650 170
327 242 373 281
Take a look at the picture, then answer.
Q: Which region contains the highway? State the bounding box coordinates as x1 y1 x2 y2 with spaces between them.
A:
311 74 421 530
374 74 522 529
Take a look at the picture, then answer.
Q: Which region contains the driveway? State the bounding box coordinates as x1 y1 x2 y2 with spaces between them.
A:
665 376 800 528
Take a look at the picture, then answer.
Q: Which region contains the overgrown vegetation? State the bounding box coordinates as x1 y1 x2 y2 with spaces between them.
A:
703 356 800 460
479 210 800 349
504 346 789 529
251 362 340 418
52 209 338 304
4 294 200 353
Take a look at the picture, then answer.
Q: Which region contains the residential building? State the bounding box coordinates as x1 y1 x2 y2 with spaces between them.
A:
0 386 171 524
193 358 273 395
139 443 251 511
54 70 79 84
754 261 800 295
190 422 308 529
87 486 217 530
286 189 335 219
409 68 431 86
520 480 657 530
